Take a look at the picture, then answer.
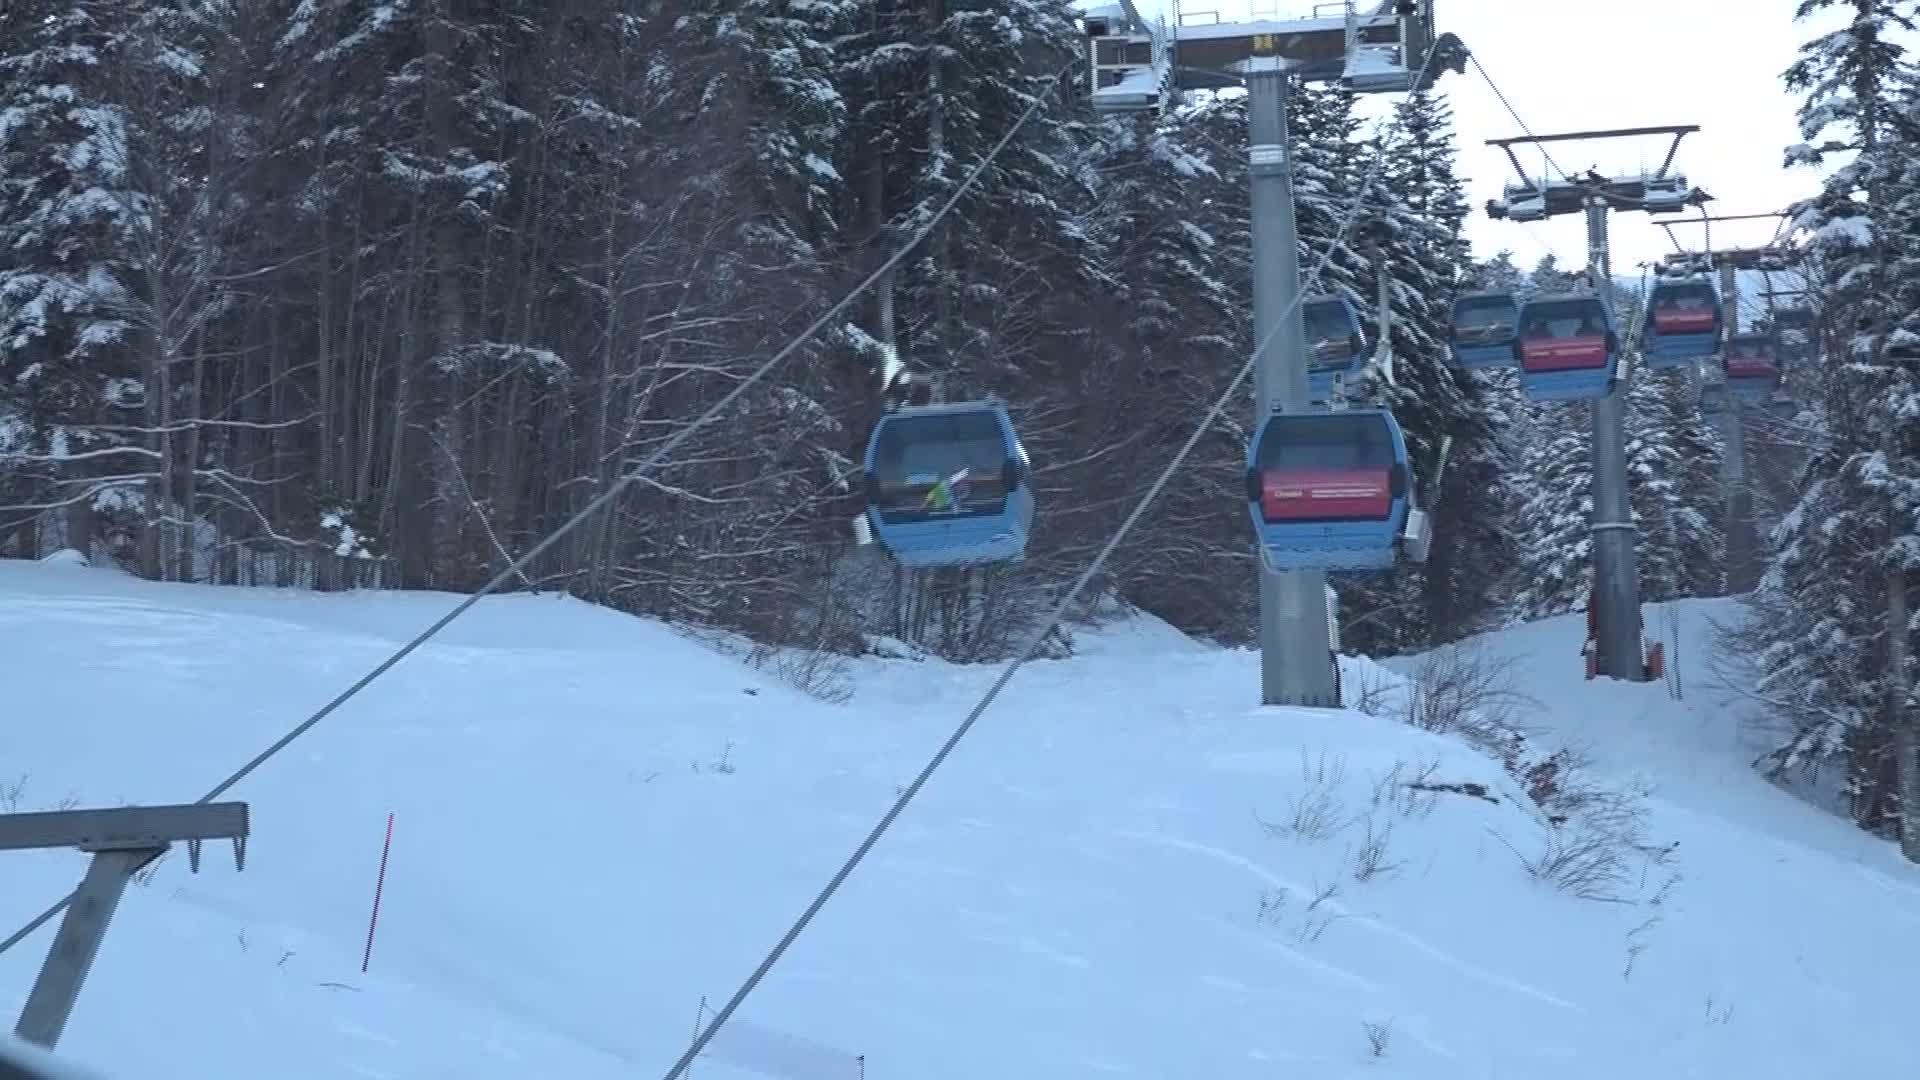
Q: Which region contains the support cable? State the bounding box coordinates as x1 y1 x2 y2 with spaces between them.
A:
1470 54 1572 183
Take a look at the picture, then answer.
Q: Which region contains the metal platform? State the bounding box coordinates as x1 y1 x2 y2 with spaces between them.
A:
1084 1 1457 114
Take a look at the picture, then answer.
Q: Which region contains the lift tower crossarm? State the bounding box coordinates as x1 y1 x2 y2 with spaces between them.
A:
1486 126 1708 223
1652 209 1794 257
6 802 250 1051
1660 246 1797 272
1488 124 1699 180
1486 123 1701 148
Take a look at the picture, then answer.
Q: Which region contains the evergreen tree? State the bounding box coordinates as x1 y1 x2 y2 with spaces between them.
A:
0 1 249 576
1625 366 1724 603
0 3 133 561
1286 81 1374 312
1088 106 1248 640
1341 90 1506 652
1743 0 1920 847
1502 256 1593 619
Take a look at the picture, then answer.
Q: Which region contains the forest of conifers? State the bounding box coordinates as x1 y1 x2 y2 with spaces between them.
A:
2 0 1918 849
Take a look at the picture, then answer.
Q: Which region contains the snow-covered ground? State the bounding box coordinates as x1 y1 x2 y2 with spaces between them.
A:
2 555 1917 1079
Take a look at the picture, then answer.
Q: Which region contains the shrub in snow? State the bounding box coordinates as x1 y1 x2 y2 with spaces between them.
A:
1354 642 1665 902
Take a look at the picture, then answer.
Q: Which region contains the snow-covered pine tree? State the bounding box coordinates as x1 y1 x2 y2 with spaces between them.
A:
1338 89 1503 653
1080 106 1250 641
254 1 869 634
265 0 554 588
0 1 240 577
0 0 121 560
1285 80 1374 314
1624 364 1724 604
631 0 867 652
834 0 1089 384
831 0 1098 658
1738 0 1919 848
1859 23 1920 860
1505 413 1594 621
1502 256 1595 620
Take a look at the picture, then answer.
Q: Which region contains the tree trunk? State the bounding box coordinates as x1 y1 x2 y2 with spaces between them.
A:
1892 567 1919 860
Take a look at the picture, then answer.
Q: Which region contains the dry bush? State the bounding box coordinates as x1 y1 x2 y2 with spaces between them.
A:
1347 666 1399 718
1257 750 1354 845
133 851 169 887
1256 888 1287 926
1282 750 1351 843
1622 914 1660 980
1400 643 1540 753
745 640 855 704
1296 877 1348 944
1371 757 1445 818
1495 747 1663 903
1348 812 1403 883
1362 1018 1394 1058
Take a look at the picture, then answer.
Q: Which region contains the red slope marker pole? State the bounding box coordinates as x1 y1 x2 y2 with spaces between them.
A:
362 812 395 973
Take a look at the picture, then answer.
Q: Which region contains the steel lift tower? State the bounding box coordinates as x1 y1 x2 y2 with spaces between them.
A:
1083 4 1464 707
1485 125 1712 681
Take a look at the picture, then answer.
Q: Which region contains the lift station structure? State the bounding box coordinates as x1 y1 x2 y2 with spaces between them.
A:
1082 0 1460 114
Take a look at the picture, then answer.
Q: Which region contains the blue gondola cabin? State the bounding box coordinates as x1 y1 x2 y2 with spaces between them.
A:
1244 408 1412 573
1302 295 1369 403
863 402 1034 569
1721 335 1781 404
1514 293 1619 402
1642 278 1721 368
1449 291 1520 370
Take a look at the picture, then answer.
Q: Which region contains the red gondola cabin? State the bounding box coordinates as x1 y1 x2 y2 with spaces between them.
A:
1513 292 1620 402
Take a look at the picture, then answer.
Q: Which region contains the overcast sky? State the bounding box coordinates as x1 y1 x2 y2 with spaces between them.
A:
1086 1 1855 275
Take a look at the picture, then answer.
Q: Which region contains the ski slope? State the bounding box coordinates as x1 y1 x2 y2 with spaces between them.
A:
1 554 1917 1079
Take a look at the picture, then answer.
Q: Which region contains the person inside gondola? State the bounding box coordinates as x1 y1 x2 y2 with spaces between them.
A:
921 468 974 513
870 413 1009 522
